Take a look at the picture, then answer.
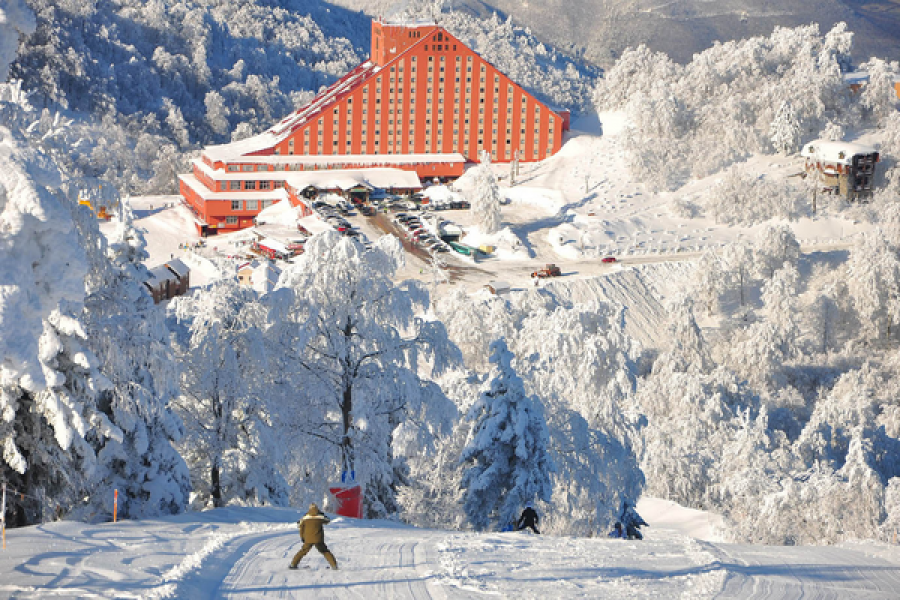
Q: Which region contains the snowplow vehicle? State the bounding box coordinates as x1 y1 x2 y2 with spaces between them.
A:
531 264 562 278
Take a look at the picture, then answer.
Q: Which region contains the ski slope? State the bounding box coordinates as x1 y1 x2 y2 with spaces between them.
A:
2 502 900 599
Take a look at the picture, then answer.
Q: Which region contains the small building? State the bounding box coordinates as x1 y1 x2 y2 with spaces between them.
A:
165 258 190 296
144 259 190 304
801 140 879 200
237 260 282 294
484 280 511 295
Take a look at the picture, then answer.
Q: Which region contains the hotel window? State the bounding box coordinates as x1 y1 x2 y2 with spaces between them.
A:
231 200 241 210
228 165 239 172
245 181 257 190
242 165 254 172
246 200 258 211
229 181 240 190
260 181 271 190
226 216 238 225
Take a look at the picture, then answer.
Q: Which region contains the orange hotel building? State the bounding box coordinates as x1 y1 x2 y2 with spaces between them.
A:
179 18 570 234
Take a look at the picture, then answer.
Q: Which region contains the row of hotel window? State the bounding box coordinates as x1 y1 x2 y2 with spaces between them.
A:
222 180 282 191
228 199 277 212
277 141 554 158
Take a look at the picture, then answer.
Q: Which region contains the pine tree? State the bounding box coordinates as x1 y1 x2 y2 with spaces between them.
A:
770 100 801 155
460 339 553 531
79 199 190 518
0 124 115 526
470 151 502 234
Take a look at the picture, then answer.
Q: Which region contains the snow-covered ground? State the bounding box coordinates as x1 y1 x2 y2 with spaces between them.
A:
2 499 899 599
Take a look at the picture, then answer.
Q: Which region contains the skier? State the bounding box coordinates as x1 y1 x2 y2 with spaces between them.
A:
289 503 339 570
608 521 626 539
516 502 540 534
620 502 648 540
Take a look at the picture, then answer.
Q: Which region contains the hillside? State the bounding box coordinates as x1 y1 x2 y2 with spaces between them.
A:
333 0 900 66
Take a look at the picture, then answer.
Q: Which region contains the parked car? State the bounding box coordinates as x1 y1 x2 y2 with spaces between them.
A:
360 206 375 216
602 257 617 263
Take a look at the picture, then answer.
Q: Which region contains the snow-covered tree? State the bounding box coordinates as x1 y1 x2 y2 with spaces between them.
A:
470 151 502 234
172 278 287 508
769 100 801 154
692 250 725 316
0 120 116 526
79 199 190 518
204 90 231 136
860 58 900 125
722 242 755 308
761 264 801 359
460 339 553 531
268 232 461 517
543 406 643 535
846 231 900 342
755 224 801 279
0 0 34 82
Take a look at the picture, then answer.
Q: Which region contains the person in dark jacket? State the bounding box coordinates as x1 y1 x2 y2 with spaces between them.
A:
608 522 626 538
516 502 540 534
289 503 339 570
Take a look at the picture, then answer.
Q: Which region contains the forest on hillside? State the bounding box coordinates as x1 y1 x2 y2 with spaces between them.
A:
6 0 597 197
5 0 900 545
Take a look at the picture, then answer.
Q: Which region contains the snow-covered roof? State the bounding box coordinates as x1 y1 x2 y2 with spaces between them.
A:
146 265 177 286
283 168 422 192
165 258 189 278
257 237 290 254
202 131 280 162
843 70 900 85
800 140 878 165
178 174 290 202
206 153 465 169
296 214 333 235
376 17 436 27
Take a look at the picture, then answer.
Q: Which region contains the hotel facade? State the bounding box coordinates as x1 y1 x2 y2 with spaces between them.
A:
179 18 570 233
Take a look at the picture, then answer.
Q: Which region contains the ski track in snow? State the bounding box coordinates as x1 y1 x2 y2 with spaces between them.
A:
3 507 900 599
705 542 900 599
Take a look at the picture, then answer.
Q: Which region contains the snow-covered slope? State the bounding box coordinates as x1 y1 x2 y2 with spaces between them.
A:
2 502 899 599
333 0 900 66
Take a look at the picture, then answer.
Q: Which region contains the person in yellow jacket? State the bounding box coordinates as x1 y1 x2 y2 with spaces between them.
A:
289 503 339 570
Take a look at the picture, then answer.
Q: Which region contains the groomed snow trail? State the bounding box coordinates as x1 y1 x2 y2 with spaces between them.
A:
211 521 442 600
706 542 900 599
3 507 900 599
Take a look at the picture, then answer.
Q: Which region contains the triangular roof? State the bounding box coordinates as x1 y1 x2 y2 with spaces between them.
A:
203 21 562 164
